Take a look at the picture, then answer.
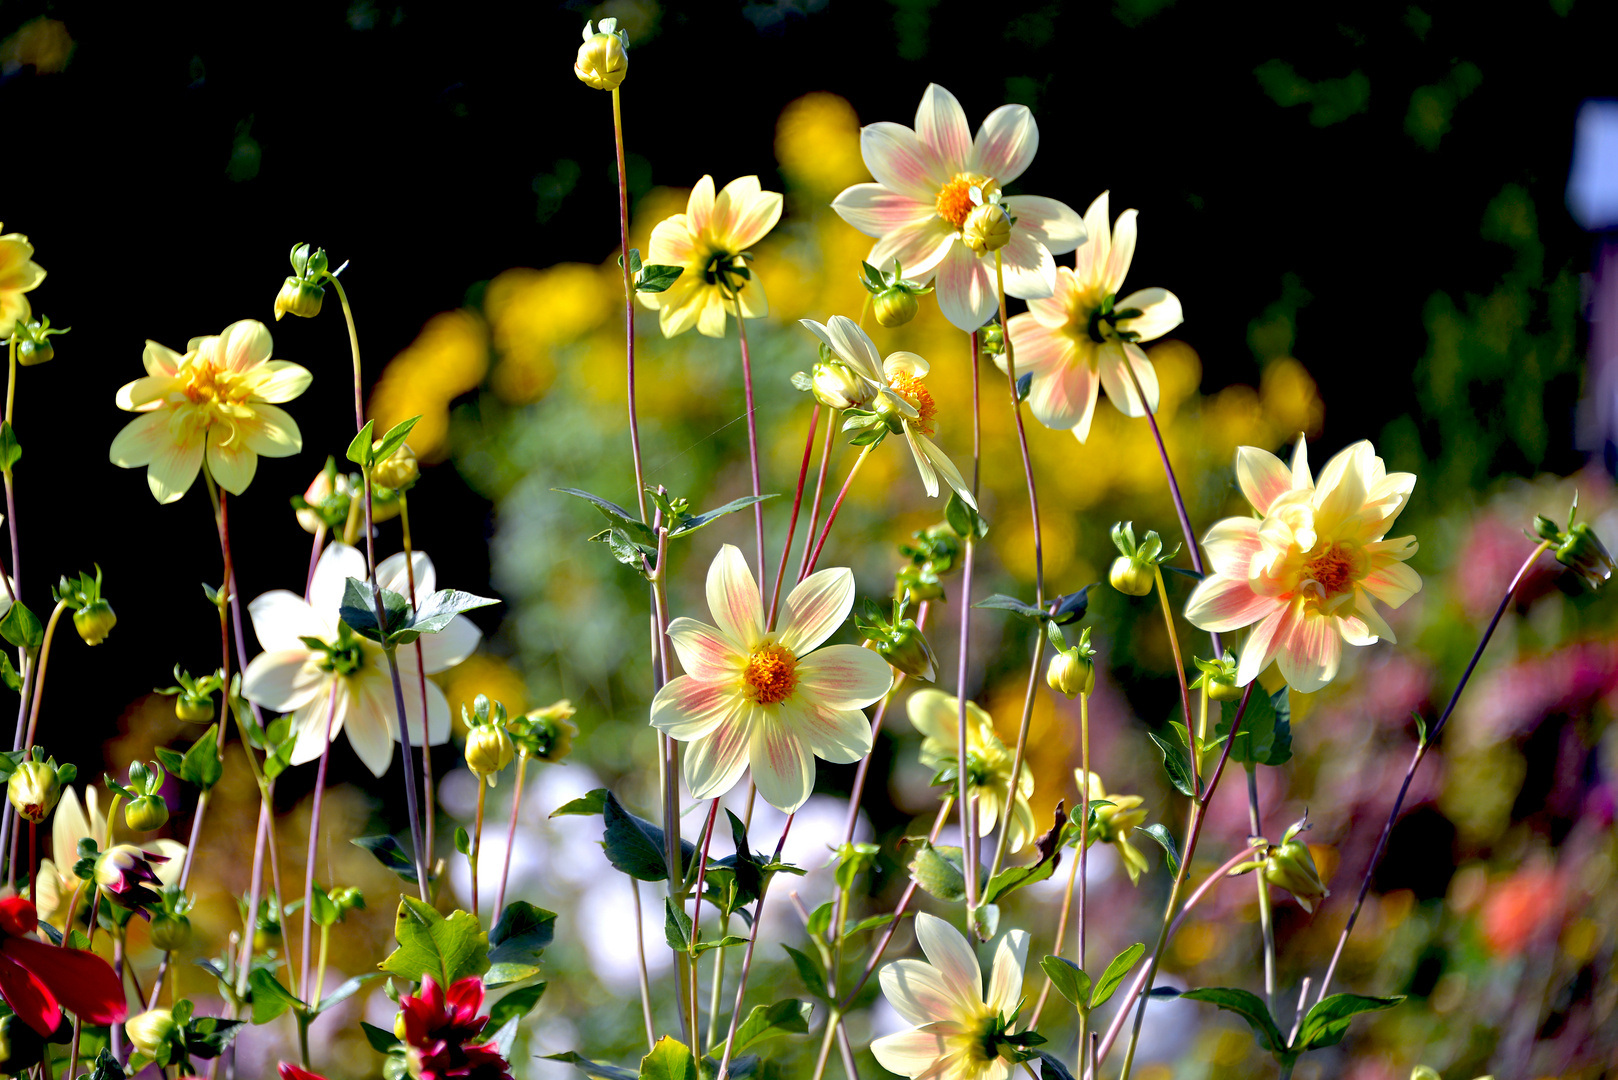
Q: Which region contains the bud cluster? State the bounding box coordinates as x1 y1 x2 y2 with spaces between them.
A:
895 522 963 604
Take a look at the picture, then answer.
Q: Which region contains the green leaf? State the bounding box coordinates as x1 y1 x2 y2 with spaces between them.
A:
1216 686 1291 768
454 826 471 855
181 1015 244 1060
1034 1052 1076 1080
781 945 828 1000
635 264 685 293
726 810 764 907
1412 711 1429 749
346 419 377 467
602 791 693 883
360 1021 400 1053
806 901 832 940
309 885 339 927
1179 987 1286 1055
489 901 557 963
1293 993 1405 1052
380 896 490 988
554 488 656 543
590 527 657 573
0 421 21 473
88 1047 127 1080
543 1052 639 1080
338 577 411 642
1039 955 1091 1010
907 840 967 903
691 934 750 955
248 968 304 1025
1134 824 1180 876
352 834 419 884
391 588 500 645
177 725 224 791
666 494 778 539
663 898 692 951
316 972 381 1015
945 493 988 539
488 981 548 1028
1147 728 1196 797
550 789 608 817
0 653 19 693
1090 942 1145 1008
638 1036 694 1080
0 601 43 651
711 999 813 1057
972 594 1048 621
372 416 421 467
1015 371 1033 401
845 912 897 936
982 803 1066 903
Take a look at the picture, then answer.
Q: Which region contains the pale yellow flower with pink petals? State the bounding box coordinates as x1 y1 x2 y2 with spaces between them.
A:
649 545 892 813
0 225 46 338
1184 438 1422 693
871 912 1030 1080
1003 191 1182 442
637 175 782 338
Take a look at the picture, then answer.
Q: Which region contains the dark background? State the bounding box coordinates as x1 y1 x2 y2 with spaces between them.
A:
1 0 1606 810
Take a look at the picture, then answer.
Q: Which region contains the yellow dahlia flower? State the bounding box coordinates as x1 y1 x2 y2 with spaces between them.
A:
637 175 782 338
0 225 46 338
908 688 1035 854
109 320 311 503
1077 770 1149 884
1183 438 1422 693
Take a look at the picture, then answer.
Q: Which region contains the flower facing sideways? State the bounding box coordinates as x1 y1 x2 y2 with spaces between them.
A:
832 84 1085 331
1184 438 1422 693
801 316 976 508
638 175 782 338
650 545 893 813
109 320 312 503
908 688 1035 855
1004 192 1182 442
0 225 46 339
241 543 481 776
1077 770 1149 884
871 912 1031 1080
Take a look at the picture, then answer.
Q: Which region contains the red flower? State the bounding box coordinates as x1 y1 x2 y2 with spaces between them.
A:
0 896 127 1036
397 975 513 1080
279 1065 329 1080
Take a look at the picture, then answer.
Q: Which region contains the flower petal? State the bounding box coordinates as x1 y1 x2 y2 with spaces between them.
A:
1097 342 1159 418
115 375 180 412
252 360 313 404
778 568 857 654
748 709 814 813
215 319 274 373
914 912 984 1010
1236 596 1303 687
913 84 972 177
1236 446 1294 516
712 176 782 251
346 677 400 776
970 104 1037 184
311 541 368 617
1074 192 1112 288
1103 208 1138 295
1275 611 1343 693
6 933 128 1028
906 688 956 743
933 244 996 332
651 675 742 742
795 643 893 710
1360 554 1422 608
145 427 205 504
878 958 968 1028
288 687 348 768
870 1028 951 1079
207 426 258 495
376 551 432 600
998 232 1058 301
666 617 745 680
860 122 944 203
1202 516 1265 578
833 182 936 240
1011 195 1087 256
108 409 171 468
705 544 765 647
1184 573 1275 633
985 928 1029 1015
903 426 940 498
868 219 957 284
416 613 482 672
242 649 329 712
683 708 754 801
914 432 976 508
1115 287 1183 343
686 175 716 238
0 948 59 1036
780 698 873 765
142 340 184 376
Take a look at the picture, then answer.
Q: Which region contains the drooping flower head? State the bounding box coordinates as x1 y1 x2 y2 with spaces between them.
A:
109 320 312 503
0 897 127 1036
1004 192 1182 442
1076 771 1149 884
871 912 1030 1080
1183 438 1422 693
638 175 782 338
908 688 1035 854
396 975 514 1080
0 225 45 338
650 545 893 813
93 844 169 912
801 316 976 508
832 84 1085 331
240 544 481 776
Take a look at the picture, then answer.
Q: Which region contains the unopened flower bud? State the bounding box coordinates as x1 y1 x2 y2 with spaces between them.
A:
274 277 325 322
125 1008 178 1058
517 701 578 763
961 202 1011 255
16 338 53 366
812 360 872 411
73 599 117 645
329 886 366 918
465 725 514 785
876 619 936 681
895 564 945 604
979 323 1004 357
873 287 919 328
1556 521 1614 591
1264 839 1330 914
176 692 215 723
371 443 419 490
1047 648 1094 699
574 25 627 91
95 844 169 911
7 761 60 823
1206 674 1243 701
125 794 170 833
150 911 192 952
1109 556 1154 596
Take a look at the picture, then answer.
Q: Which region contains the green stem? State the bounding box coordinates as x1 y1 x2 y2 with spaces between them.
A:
471 775 487 918
1154 565 1198 795
610 84 648 524
1249 766 1276 1014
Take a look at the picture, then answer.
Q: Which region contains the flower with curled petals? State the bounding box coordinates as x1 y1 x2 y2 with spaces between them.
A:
240 543 481 777
650 544 893 813
395 975 513 1080
832 83 1085 331
0 224 46 338
1184 438 1422 693
109 319 311 503
637 175 782 338
800 316 976 508
1003 191 1182 442
908 688 1035 855
871 912 1030 1080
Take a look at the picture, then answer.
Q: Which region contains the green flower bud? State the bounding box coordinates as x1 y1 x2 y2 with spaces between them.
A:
876 619 937 681
125 794 170 833
515 701 578 763
873 286 919 328
124 1008 177 1058
895 563 946 604
7 761 60 823
1264 838 1330 914
16 338 53 366
574 22 627 90
329 886 366 918
72 599 117 645
1206 674 1243 701
961 202 1011 255
370 443 420 490
273 277 325 322
465 725 514 784
1556 521 1614 591
812 359 872 411
1046 647 1095 699
175 692 215 723
150 911 192 952
1109 555 1154 596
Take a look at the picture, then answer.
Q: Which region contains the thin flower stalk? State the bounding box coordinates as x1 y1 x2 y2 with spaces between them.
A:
4 335 19 597
299 685 340 1002
493 755 528 915
632 880 656 1051
955 328 983 912
1154 565 1199 794
716 815 795 1080
687 798 722 1065
1030 689 1090 1031
796 413 836 583
647 522 692 1041
8 599 64 890
800 444 872 581
730 286 767 597
398 491 438 869
1313 538 1553 1005
470 767 488 917
611 85 648 523
1248 766 1278 1013
768 404 820 628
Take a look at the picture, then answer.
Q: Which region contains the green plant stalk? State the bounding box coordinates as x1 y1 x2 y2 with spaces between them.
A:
494 754 529 915
808 873 856 1080
7 598 65 893
1249 765 1276 1013
795 411 836 583
715 815 795 1080
728 284 767 596
648 523 691 1042
610 85 648 524
633 880 657 1051
314 924 330 1009
471 775 487 918
299 684 341 1002
687 799 722 1072
398 490 438 868
4 334 20 600
1029 690 1089 1032
1154 565 1199 794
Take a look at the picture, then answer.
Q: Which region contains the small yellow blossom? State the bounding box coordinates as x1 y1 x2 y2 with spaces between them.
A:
909 688 1035 854
638 176 782 338
1077 770 1149 884
0 225 46 338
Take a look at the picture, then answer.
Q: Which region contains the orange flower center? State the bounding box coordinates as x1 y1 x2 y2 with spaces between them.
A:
180 359 251 408
742 644 799 705
889 373 938 435
934 172 998 230
1303 543 1358 599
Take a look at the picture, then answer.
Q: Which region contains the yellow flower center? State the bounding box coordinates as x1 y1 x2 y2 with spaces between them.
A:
742 644 799 705
889 373 938 435
934 172 998 230
179 359 252 408
1302 542 1362 600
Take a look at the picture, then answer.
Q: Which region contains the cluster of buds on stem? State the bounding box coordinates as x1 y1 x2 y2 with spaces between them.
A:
574 18 628 91
854 597 938 682
859 259 934 328
509 699 578 763
462 695 515 786
55 564 116 645
6 750 74 823
895 522 963 604
274 243 329 321
1533 495 1614 591
1108 521 1180 597
108 759 170 832
1234 812 1332 914
1190 651 1243 701
10 314 68 366
1047 624 1096 699
155 665 225 723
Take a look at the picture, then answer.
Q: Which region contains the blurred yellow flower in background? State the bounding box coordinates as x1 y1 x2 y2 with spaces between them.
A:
0 224 46 338
369 310 489 459
909 687 1036 854
638 175 783 338
776 92 867 195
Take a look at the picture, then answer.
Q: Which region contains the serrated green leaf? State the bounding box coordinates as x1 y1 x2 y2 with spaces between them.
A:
635 264 685 293
664 898 692 950
1090 942 1145 1008
380 896 489 988
178 725 224 790
1293 993 1404 1052
638 1036 694 1080
489 901 556 965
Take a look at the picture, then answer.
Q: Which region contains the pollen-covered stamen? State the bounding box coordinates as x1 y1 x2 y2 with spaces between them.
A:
742 643 799 705
1302 543 1360 599
934 172 999 230
889 373 938 435
179 359 252 408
